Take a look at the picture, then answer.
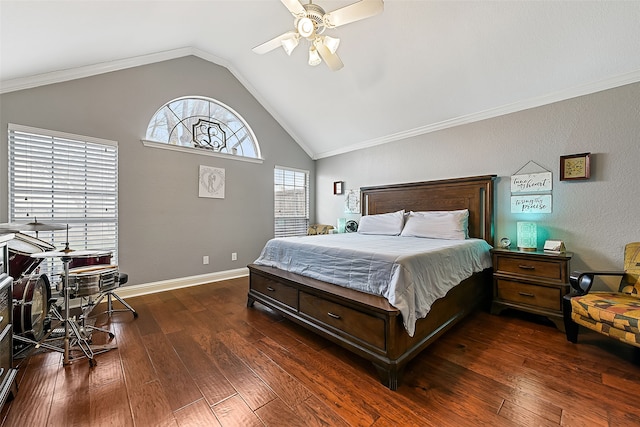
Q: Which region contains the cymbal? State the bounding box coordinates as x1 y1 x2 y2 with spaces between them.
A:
0 220 68 232
31 248 102 258
0 225 22 234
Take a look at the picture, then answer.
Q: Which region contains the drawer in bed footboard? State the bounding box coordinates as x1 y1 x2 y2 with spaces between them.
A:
250 275 298 310
299 292 386 351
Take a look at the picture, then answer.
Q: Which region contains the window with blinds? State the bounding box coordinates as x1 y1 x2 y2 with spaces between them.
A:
274 166 309 237
8 124 119 279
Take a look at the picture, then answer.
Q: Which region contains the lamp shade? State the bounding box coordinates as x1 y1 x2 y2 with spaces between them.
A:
323 36 340 54
308 46 322 66
281 35 299 56
517 222 537 251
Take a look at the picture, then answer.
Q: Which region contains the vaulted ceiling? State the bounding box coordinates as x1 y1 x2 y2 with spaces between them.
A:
2 1 639 159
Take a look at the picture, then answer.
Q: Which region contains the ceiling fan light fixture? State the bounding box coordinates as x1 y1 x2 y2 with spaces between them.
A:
281 35 299 55
308 46 322 66
297 17 315 38
322 35 340 54
254 0 384 71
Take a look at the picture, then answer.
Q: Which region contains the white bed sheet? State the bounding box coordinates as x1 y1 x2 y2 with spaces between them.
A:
253 234 492 336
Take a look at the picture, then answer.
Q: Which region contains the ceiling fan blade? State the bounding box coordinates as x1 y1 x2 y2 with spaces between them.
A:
281 0 306 18
324 0 384 28
252 31 298 54
315 40 344 71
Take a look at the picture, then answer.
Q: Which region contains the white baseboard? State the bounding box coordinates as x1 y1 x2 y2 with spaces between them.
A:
68 267 249 308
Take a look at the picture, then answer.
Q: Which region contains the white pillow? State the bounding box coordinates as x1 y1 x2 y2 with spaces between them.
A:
357 210 405 235
400 209 469 240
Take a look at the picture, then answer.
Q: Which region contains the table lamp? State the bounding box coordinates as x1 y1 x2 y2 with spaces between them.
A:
517 222 537 251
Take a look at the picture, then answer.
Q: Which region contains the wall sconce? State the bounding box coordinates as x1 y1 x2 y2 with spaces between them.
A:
333 181 344 195
517 222 537 251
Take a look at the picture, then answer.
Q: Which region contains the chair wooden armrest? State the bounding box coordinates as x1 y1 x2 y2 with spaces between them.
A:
569 270 626 295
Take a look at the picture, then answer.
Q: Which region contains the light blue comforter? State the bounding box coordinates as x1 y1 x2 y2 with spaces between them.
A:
254 233 492 336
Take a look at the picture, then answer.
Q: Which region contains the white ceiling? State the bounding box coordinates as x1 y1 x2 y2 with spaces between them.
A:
1 1 639 159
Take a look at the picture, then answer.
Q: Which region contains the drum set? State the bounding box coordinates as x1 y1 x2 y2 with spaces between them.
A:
1 220 134 367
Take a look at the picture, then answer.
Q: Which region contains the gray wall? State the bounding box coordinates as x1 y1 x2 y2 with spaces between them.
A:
2 56 638 291
0 56 314 285
316 83 640 290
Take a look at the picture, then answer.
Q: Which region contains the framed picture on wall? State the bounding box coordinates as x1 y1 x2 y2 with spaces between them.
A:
333 181 344 195
560 153 591 181
344 189 360 214
198 165 225 198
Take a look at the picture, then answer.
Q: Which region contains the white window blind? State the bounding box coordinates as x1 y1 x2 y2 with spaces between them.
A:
274 166 309 237
8 124 119 280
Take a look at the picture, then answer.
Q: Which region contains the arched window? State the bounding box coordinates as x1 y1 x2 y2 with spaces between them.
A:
143 96 262 161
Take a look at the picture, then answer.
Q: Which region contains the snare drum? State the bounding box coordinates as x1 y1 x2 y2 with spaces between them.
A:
8 233 56 280
69 251 113 269
13 274 52 340
60 265 119 298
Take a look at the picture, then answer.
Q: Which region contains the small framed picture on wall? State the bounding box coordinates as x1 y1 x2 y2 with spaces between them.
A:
560 153 591 181
333 181 344 195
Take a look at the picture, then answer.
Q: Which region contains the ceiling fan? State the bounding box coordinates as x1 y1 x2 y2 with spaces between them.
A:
252 0 384 71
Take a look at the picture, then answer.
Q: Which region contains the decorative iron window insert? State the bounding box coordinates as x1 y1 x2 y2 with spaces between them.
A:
143 96 262 161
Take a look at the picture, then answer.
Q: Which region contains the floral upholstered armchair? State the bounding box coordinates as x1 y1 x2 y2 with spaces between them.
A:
307 224 334 235
563 242 640 348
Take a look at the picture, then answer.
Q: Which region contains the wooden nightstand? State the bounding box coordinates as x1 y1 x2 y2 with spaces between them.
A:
490 248 572 331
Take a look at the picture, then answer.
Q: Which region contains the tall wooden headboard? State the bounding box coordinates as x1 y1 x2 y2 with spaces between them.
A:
360 175 496 245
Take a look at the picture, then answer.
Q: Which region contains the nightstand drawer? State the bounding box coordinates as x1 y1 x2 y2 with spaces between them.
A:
299 292 386 350
496 279 561 311
495 256 563 281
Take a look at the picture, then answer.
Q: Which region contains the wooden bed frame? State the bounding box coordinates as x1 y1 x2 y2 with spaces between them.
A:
247 175 496 390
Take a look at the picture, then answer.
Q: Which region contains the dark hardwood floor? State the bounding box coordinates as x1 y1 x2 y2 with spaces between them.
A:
2 276 640 426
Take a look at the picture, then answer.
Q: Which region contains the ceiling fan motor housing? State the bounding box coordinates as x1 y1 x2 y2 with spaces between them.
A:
297 3 326 37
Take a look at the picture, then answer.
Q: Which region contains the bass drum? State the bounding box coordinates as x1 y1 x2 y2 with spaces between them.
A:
8 233 55 280
13 274 52 341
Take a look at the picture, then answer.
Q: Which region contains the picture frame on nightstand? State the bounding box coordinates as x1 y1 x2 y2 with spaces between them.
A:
544 240 566 253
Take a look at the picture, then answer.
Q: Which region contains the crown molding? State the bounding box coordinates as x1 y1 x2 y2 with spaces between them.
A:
0 47 204 94
313 69 640 159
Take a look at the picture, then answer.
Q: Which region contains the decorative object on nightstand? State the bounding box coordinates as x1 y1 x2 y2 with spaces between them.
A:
543 240 566 253
516 221 537 251
498 237 511 249
491 248 572 331
336 218 346 233
345 220 358 233
560 152 591 181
